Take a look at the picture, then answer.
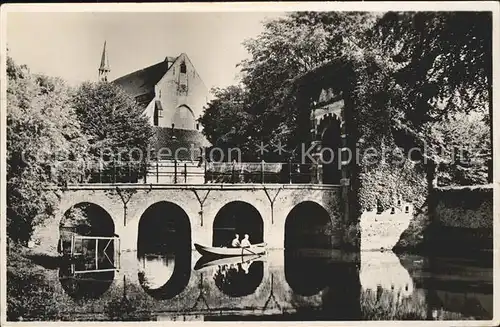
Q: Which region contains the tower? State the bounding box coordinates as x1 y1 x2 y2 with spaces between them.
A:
98 41 110 82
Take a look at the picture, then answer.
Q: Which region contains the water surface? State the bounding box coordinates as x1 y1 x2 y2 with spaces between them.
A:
44 249 492 321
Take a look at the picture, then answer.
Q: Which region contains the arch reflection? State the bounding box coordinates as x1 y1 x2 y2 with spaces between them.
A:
284 252 328 296
137 201 191 299
213 260 264 297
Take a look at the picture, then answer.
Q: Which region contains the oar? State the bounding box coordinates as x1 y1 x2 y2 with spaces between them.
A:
241 242 266 255
243 247 257 255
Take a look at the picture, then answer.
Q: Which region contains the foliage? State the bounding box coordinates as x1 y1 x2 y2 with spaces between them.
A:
7 239 61 321
370 12 491 126
200 12 376 161
72 82 154 178
60 206 92 235
359 159 427 212
104 295 153 321
423 111 490 186
367 12 492 183
6 56 89 244
199 85 257 161
200 11 491 187
360 288 427 320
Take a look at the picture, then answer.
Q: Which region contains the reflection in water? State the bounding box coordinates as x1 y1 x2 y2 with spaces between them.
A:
213 260 264 297
359 251 427 320
360 251 414 299
138 250 191 300
138 254 175 289
284 251 328 296
47 249 492 321
59 264 114 300
58 238 116 300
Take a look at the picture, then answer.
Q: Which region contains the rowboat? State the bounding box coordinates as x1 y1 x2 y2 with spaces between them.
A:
194 254 265 271
194 243 266 257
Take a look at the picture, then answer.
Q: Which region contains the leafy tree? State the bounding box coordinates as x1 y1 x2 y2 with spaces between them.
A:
423 111 490 186
7 56 89 244
368 12 492 180
72 82 154 181
199 85 260 161
200 11 492 186
199 12 376 161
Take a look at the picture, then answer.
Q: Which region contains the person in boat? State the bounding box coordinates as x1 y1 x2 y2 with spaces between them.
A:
231 234 241 247
240 234 251 248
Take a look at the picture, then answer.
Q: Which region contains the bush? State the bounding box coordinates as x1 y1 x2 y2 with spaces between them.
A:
7 239 61 321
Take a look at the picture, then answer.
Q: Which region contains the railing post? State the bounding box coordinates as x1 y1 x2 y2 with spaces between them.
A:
184 163 187 183
143 161 147 184
260 160 264 184
231 162 235 183
99 162 102 183
128 162 132 183
112 159 116 184
204 159 207 184
174 159 177 184
156 157 159 183
288 160 292 184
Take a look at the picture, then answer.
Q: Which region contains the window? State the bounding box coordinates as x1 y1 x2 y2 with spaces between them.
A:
180 62 187 74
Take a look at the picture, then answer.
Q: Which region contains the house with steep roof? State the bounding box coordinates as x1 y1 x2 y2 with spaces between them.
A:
97 42 211 163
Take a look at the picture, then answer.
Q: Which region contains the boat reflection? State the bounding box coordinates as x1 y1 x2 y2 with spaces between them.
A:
208 255 264 297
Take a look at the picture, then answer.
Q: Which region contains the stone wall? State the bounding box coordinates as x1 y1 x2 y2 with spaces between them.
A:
360 204 413 251
428 185 493 253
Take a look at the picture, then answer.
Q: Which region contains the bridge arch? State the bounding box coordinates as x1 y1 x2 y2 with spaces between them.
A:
58 202 116 299
212 201 264 247
284 201 333 250
137 201 192 300
283 201 333 296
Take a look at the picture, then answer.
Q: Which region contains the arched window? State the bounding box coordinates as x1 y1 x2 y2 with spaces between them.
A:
180 62 187 74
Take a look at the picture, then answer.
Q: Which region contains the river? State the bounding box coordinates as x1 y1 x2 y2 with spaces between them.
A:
39 248 492 321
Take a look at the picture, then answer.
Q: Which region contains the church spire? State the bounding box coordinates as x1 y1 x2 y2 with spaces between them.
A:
98 41 110 82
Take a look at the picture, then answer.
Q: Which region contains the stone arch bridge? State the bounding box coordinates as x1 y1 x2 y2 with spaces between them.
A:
32 183 349 253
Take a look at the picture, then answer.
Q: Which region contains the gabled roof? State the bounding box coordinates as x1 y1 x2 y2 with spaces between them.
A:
112 56 179 106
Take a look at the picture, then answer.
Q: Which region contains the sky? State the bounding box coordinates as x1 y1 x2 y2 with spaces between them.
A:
6 12 286 90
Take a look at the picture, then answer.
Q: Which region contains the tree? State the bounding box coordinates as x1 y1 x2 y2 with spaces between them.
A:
72 82 154 181
7 56 89 244
369 12 492 180
198 85 259 161
239 12 376 159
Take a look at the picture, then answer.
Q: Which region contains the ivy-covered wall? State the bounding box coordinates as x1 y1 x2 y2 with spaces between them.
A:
426 185 493 253
432 185 493 229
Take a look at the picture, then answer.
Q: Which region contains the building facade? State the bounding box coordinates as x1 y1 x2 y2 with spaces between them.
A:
113 53 209 131
98 42 211 161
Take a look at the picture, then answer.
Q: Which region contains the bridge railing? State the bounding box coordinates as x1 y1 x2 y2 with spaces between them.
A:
77 161 322 184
